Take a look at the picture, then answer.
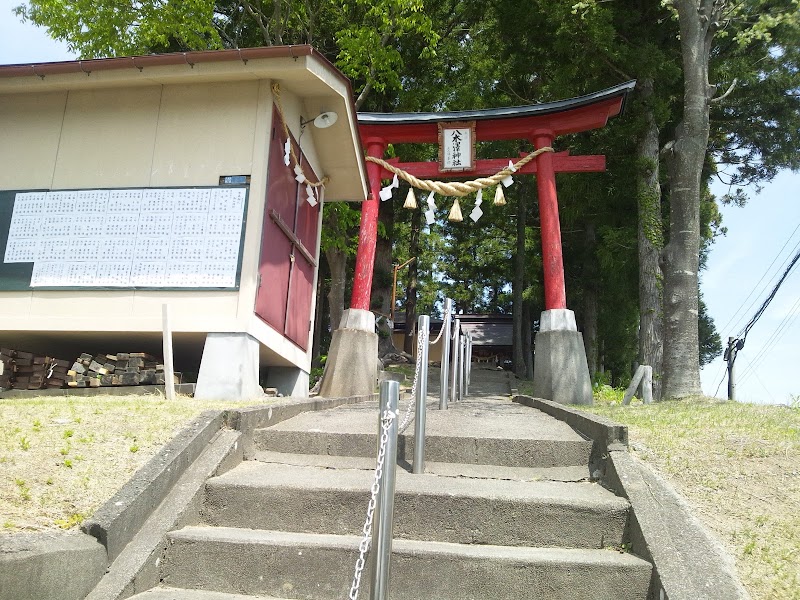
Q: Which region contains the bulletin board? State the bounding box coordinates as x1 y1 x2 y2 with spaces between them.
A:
0 186 249 291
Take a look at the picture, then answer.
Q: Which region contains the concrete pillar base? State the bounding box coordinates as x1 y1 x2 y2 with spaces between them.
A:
266 367 309 398
319 309 378 397
533 310 593 405
194 332 264 400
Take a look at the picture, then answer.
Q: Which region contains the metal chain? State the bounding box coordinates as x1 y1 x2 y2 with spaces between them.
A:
398 326 427 433
348 408 396 600
429 302 451 346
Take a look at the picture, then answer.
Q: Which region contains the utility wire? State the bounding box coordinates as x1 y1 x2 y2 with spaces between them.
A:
739 294 800 383
712 367 727 398
742 355 778 404
718 223 800 334
736 244 800 342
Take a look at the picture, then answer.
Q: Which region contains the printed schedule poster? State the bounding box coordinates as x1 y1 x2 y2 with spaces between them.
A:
4 187 247 289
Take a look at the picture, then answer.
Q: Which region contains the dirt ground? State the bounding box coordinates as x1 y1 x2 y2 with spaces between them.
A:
0 392 255 531
589 397 800 600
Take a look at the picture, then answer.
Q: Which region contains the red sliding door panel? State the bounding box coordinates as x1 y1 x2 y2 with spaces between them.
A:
255 108 320 352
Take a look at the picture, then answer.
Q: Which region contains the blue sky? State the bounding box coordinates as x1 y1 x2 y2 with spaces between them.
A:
2 2 798 404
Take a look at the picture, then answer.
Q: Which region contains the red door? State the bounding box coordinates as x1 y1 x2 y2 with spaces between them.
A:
255 109 320 351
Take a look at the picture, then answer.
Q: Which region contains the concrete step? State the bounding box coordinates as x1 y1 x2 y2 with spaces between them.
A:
253 450 592 481
129 588 286 599
202 461 629 548
254 401 592 468
161 526 653 600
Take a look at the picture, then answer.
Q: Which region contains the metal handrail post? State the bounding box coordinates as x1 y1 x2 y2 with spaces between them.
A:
465 333 472 396
439 299 453 410
413 315 430 474
458 336 465 402
450 318 461 404
371 380 399 600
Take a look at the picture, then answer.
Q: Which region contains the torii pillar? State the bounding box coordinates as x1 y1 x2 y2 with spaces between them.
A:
318 138 385 398
322 81 635 402
528 129 593 405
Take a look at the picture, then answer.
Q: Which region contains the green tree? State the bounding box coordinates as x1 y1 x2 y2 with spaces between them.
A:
15 0 439 110
661 0 800 398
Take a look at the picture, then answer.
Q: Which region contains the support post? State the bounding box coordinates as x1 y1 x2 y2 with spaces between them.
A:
439 299 453 410
161 304 176 401
195 333 263 400
351 139 387 310
458 336 465 402
450 318 461 404
725 337 739 401
413 315 430 474
642 365 653 404
623 365 646 406
533 132 566 310
464 333 472 396
371 380 399 600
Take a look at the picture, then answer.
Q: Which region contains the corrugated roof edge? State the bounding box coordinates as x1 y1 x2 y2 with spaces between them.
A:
0 45 348 87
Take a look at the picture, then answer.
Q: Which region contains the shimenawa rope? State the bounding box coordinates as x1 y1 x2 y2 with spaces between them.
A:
365 146 554 197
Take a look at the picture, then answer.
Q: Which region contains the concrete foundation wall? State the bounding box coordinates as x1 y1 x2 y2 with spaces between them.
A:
0 532 107 600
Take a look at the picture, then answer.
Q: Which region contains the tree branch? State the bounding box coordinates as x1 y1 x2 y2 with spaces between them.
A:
354 30 392 110
710 78 738 103
242 0 272 46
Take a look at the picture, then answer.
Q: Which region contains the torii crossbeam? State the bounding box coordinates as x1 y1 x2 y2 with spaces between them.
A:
321 81 635 403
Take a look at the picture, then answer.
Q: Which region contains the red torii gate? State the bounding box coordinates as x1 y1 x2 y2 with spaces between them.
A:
320 81 635 402
351 81 635 314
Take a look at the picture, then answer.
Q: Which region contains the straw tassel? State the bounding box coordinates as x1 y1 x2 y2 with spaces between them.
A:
404 188 418 209
448 198 463 222
493 185 506 206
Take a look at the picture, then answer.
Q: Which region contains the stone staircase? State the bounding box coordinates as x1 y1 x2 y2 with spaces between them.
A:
125 388 653 600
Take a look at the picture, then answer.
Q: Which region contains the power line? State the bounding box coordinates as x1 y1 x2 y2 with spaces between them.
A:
712 367 727 398
743 356 778 404
722 232 800 400
736 244 800 341
741 295 800 377
718 223 800 334
739 294 800 384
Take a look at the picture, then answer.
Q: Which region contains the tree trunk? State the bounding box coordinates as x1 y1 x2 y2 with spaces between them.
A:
513 190 527 378
636 79 665 401
583 221 598 380
311 261 326 366
662 0 715 399
374 196 394 315
326 247 347 333
404 204 420 354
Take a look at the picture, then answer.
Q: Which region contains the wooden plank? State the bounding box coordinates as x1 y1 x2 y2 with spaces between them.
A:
269 209 318 267
119 372 140 385
89 360 105 372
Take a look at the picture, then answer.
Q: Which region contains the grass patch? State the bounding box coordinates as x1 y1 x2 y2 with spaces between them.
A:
583 394 800 600
0 392 264 533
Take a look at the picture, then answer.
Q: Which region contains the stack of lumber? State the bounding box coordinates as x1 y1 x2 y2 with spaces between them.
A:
0 348 70 389
66 352 181 388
